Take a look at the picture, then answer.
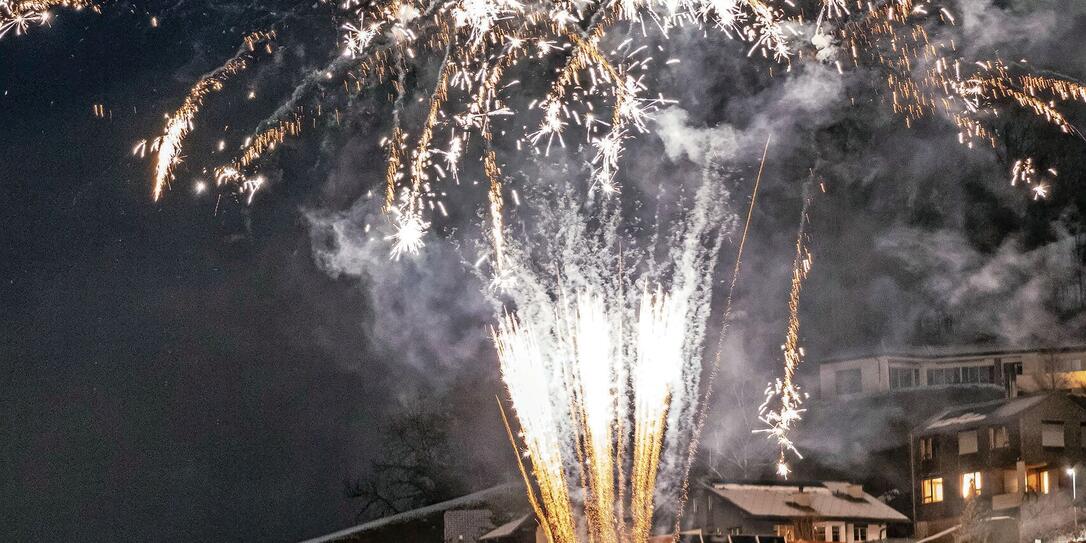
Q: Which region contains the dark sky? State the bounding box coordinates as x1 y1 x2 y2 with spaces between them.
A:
2 0 1086 541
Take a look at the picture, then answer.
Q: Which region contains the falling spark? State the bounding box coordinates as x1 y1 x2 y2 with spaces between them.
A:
147 30 274 201
756 180 814 478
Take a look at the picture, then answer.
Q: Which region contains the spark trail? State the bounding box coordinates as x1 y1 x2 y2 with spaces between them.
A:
756 177 814 479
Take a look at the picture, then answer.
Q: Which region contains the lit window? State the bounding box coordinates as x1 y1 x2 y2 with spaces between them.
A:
1027 470 1052 494
989 426 1009 449
922 477 944 504
854 525 868 541
962 472 982 498
959 430 978 455
1042 421 1065 448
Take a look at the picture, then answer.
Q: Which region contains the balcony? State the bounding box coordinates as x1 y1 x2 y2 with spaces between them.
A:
991 492 1022 510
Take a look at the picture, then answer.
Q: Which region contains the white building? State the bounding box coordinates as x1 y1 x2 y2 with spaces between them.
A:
816 346 1086 401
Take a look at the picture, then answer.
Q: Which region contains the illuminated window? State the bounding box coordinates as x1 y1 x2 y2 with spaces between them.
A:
922 477 944 503
919 437 935 461
1042 421 1065 448
962 472 982 498
959 430 978 455
1027 470 1052 494
989 426 1009 449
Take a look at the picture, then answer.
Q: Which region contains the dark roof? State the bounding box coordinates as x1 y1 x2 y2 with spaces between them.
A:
814 344 1086 365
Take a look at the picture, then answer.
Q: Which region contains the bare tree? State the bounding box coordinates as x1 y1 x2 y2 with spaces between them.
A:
701 378 774 480
345 404 466 520
1038 351 1071 391
954 497 991 543
1020 492 1077 542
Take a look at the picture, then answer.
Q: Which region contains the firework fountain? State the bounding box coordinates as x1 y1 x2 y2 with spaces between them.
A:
491 168 731 541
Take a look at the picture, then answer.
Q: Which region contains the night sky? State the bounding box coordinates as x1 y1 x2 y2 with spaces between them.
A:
3 0 1086 541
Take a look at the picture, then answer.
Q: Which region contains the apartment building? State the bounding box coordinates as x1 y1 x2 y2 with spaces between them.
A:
909 393 1086 538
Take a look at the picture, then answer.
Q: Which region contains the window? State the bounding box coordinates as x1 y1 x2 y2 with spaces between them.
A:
835 368 862 395
853 525 868 541
1027 470 1052 494
922 477 944 503
919 437 935 461
830 525 841 542
928 367 960 386
814 526 827 541
989 426 1009 449
890 367 920 390
962 472 982 498
959 430 978 455
961 365 994 384
1042 421 1066 448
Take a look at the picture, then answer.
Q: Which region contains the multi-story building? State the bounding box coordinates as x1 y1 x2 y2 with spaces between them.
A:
910 393 1086 538
816 346 1086 401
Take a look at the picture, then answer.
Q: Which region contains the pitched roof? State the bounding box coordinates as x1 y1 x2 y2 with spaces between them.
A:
918 394 1051 434
479 514 533 540
705 481 909 523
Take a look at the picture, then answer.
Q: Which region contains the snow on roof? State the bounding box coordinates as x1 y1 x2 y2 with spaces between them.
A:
300 483 519 543
479 514 533 540
920 394 1050 433
706 481 909 523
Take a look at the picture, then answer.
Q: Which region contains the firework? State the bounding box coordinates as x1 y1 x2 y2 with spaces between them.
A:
144 31 275 201
840 0 1086 200
756 179 814 479
0 0 95 39
493 159 729 541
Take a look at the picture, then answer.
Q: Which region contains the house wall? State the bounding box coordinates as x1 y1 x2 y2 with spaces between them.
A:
913 394 1086 530
810 521 886 542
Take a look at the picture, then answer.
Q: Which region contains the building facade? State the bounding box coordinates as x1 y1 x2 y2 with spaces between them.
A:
686 480 909 542
817 346 1086 401
910 393 1086 538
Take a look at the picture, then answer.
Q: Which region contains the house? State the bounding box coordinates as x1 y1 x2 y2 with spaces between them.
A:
684 480 909 542
910 393 1086 538
815 345 1086 401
